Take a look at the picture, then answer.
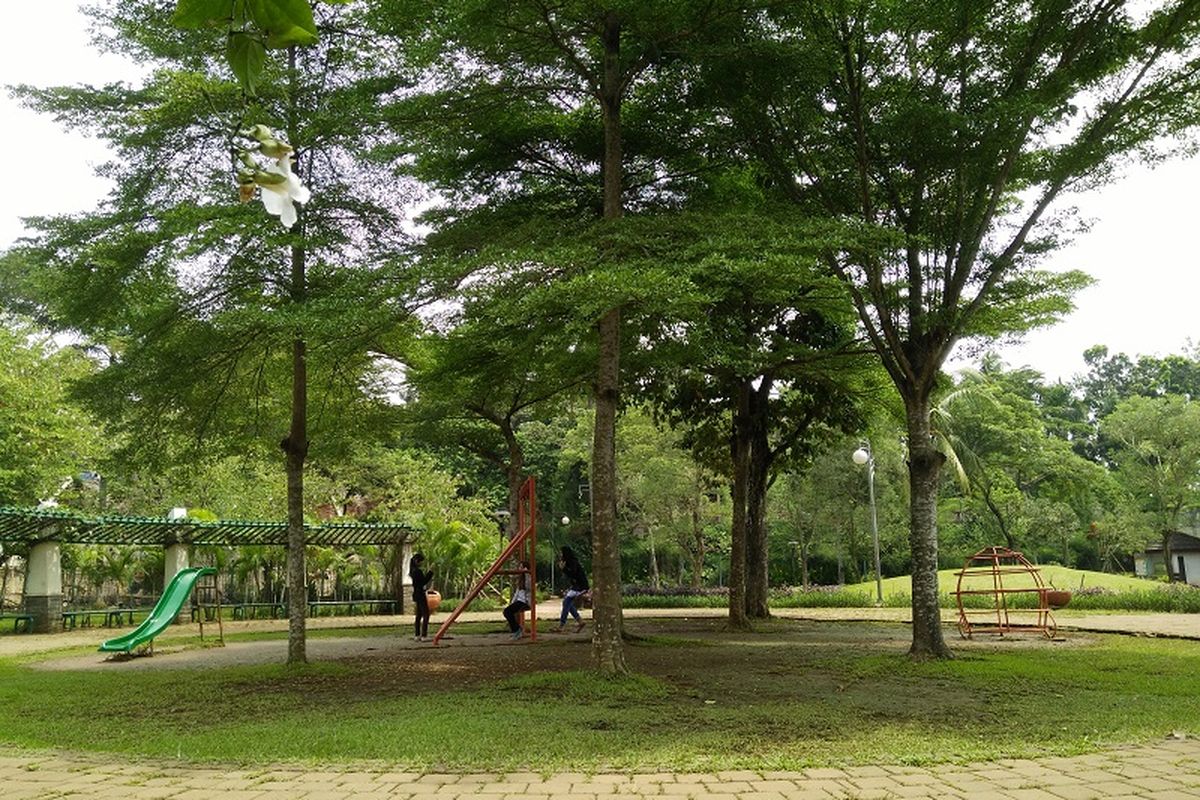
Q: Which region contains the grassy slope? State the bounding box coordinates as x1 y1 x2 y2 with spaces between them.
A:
847 567 1155 598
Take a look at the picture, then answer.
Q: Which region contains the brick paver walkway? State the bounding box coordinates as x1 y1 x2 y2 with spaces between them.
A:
0 738 1197 799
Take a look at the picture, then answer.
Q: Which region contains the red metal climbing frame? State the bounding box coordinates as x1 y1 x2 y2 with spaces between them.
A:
954 546 1057 639
432 476 537 645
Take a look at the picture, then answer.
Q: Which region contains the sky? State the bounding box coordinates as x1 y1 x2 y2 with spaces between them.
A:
2 2 1198 386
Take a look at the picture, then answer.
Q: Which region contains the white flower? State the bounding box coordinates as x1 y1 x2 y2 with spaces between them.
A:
255 153 311 229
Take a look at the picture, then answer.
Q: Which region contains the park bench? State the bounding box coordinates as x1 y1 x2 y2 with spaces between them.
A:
308 599 397 617
229 602 286 621
0 613 33 633
62 608 143 630
186 599 398 622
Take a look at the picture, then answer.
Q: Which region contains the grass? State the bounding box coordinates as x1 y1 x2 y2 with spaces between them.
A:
846 566 1156 598
623 569 1197 612
0 618 1195 771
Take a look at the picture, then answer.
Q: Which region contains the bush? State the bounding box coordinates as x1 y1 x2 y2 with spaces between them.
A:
773 586 875 608
592 581 1200 613
622 594 728 609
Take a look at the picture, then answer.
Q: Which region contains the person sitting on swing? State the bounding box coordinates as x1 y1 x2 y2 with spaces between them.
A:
502 560 532 640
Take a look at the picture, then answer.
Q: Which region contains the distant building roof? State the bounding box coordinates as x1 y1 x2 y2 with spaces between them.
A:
1144 532 1200 553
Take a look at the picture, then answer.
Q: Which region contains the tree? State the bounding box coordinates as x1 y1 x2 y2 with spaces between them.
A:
4 0 416 663
0 317 107 506
401 283 588 536
375 0 749 673
639 213 871 624
1103 395 1200 580
721 0 1200 657
940 368 1115 560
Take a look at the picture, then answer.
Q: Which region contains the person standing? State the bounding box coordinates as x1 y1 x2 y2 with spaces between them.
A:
554 546 589 633
502 560 532 639
409 552 432 641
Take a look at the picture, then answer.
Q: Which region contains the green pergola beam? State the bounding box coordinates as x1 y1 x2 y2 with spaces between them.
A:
0 507 414 547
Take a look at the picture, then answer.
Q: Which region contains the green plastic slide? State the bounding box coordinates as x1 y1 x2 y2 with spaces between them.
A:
99 566 215 655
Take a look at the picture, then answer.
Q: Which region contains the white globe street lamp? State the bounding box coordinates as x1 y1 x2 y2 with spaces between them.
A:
561 516 571 526
852 443 884 606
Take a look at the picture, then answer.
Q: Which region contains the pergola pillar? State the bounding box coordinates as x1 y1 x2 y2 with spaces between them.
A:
164 543 190 623
399 539 414 614
164 543 190 584
25 541 62 633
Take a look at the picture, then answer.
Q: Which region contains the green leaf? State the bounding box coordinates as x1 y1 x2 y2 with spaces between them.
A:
248 0 319 48
173 0 234 29
226 32 267 94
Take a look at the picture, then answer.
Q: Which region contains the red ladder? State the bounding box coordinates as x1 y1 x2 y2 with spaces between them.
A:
432 476 537 644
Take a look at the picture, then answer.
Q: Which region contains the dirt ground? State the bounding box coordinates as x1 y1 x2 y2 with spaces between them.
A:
29 615 1092 688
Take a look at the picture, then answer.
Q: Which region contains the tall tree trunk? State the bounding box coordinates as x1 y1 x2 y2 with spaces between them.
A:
690 503 704 589
906 395 952 659
282 46 308 665
981 489 1014 550
647 525 660 589
284 314 308 664
745 406 771 619
836 537 844 584
592 306 625 671
728 381 752 630
800 541 810 590
1162 531 1175 582
590 11 627 674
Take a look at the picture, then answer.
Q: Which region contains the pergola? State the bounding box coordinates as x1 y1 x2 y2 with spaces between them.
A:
0 506 416 631
0 506 414 547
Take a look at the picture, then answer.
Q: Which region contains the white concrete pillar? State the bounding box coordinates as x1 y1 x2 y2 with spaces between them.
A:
401 540 414 592
164 543 190 624
400 540 414 615
25 541 62 633
164 543 190 585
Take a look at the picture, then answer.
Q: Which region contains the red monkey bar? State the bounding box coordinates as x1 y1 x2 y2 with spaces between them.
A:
432 476 537 644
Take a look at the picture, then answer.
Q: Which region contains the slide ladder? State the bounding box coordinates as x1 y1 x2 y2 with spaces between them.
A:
433 477 537 644
99 566 217 655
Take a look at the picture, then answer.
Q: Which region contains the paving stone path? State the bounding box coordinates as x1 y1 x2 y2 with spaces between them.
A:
0 738 1197 799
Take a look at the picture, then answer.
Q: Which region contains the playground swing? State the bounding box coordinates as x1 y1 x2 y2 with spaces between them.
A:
432 477 538 645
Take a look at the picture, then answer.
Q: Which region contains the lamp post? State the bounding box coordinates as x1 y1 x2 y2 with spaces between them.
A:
494 509 511 553
852 444 883 606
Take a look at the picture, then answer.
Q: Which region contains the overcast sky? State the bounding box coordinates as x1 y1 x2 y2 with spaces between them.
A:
3 2 1198 386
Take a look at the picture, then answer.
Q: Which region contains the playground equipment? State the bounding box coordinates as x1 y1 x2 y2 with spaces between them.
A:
433 477 537 644
953 546 1060 639
99 567 223 656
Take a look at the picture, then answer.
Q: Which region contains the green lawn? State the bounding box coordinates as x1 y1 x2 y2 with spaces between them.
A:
0 617 1195 771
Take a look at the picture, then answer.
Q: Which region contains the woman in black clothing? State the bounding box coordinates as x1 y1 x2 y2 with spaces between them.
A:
554 546 589 633
409 552 432 641
502 560 532 640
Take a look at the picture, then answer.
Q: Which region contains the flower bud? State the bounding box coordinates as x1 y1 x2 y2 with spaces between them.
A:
258 138 293 158
253 170 288 187
247 124 275 143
